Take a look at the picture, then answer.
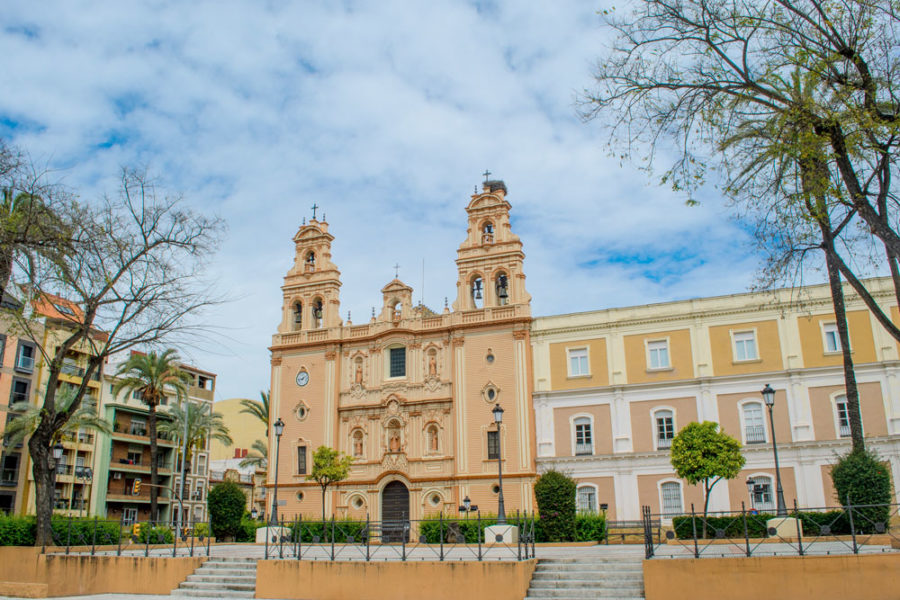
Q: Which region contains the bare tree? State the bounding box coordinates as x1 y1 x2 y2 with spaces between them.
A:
4 168 224 545
581 0 900 451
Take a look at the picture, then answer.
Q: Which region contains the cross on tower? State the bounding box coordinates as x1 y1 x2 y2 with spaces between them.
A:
311 203 319 220
482 169 491 182
393 263 401 279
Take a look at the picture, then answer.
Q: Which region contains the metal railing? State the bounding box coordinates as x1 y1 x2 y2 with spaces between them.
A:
260 511 537 562
744 425 766 443
48 515 213 557
657 437 673 450
642 498 900 559
575 443 593 455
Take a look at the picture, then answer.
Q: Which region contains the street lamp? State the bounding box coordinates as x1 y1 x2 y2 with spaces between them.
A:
492 404 506 525
271 417 285 525
760 384 787 516
71 467 93 518
458 495 478 520
251 507 259 521
52 442 64 463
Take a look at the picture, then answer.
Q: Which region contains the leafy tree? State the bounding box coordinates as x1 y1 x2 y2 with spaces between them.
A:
670 422 745 536
306 446 353 521
113 349 191 521
239 439 268 470
239 390 269 435
533 470 577 542
158 400 232 503
2 168 223 545
207 481 246 541
581 0 900 452
831 448 892 530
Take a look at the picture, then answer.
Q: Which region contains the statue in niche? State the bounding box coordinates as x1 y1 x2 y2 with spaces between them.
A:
355 361 364 384
428 353 437 376
353 431 364 457
387 420 402 452
428 426 439 452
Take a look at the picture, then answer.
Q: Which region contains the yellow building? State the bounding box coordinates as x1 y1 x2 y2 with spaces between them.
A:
268 179 536 523
209 398 266 462
531 278 900 521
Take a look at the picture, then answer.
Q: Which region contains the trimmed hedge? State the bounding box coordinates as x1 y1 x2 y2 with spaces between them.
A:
0 515 36 545
135 523 174 544
832 449 893 531
417 512 605 544
0 515 123 546
534 470 577 542
670 510 877 539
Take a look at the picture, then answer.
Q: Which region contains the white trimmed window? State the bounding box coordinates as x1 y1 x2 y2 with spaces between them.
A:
733 331 758 361
742 402 766 444
823 322 841 353
567 348 589 377
574 417 593 455
655 409 675 449
660 481 683 516
835 395 853 438
749 476 774 511
647 340 670 369
576 485 597 514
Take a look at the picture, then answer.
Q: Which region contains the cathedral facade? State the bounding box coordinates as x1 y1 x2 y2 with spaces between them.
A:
269 180 535 522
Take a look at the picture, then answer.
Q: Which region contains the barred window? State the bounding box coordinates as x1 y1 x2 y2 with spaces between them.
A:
487 430 499 460
576 486 597 514
660 482 683 516
297 446 307 475
389 347 406 378
742 403 766 444
574 417 592 455
655 410 675 449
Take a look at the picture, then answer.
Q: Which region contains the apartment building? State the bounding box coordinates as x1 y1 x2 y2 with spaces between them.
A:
531 278 900 521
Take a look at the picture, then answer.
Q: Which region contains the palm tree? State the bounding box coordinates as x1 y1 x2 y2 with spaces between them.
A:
112 349 190 521
239 439 268 470
239 391 269 434
158 401 232 504
3 385 112 448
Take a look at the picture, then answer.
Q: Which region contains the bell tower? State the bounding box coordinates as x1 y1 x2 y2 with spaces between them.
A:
278 217 342 333
453 179 531 311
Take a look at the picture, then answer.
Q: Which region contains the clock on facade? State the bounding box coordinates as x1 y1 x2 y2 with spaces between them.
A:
296 370 309 386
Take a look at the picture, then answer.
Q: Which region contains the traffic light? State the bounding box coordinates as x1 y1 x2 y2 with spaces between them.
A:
132 523 142 541
132 478 141 495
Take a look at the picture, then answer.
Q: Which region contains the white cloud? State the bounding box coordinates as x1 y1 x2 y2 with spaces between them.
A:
1 0 769 400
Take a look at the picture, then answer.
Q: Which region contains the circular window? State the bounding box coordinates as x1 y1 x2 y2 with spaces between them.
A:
295 402 310 421
296 491 304 501
430 493 441 506
492 485 500 494
486 353 495 364
353 497 364 509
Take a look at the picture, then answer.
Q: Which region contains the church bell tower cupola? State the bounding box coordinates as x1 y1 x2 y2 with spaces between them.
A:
453 178 531 311
278 215 342 333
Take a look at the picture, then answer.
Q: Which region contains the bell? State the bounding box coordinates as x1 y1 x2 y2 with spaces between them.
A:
498 285 508 299
474 288 482 300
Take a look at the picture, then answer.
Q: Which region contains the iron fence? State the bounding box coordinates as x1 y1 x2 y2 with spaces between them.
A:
47 515 213 557
642 498 900 559
261 511 537 562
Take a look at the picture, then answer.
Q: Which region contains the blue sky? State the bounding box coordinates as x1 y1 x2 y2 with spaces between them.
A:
1 1 762 401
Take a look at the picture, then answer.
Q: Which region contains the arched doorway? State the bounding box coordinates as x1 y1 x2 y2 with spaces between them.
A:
381 480 409 543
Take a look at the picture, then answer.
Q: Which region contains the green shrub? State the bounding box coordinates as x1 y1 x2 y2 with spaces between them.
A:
236 516 266 543
671 510 857 539
573 512 607 542
534 470 577 542
51 517 121 546
0 515 35 545
831 448 892 532
207 481 246 541
193 522 210 538
135 523 174 544
291 517 368 543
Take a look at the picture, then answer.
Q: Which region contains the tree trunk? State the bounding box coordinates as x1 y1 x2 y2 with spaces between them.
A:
28 429 56 546
321 485 327 524
823 241 865 452
148 402 159 522
702 479 711 539
0 245 12 304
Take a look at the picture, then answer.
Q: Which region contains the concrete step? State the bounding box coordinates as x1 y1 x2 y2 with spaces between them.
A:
172 590 256 598
186 575 257 584
193 567 257 576
534 566 644 574
526 590 643 598
526 597 644 600
538 558 644 564
179 581 256 592
530 581 643 591
203 557 258 563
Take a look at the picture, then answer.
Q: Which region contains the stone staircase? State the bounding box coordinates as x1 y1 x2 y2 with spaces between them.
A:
172 556 257 598
524 555 645 600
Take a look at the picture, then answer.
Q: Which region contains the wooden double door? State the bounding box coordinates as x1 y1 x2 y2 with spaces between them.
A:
381 481 409 543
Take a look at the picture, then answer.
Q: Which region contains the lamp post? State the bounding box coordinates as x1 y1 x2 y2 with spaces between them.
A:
761 384 787 516
52 443 64 512
458 495 478 520
251 507 259 521
492 404 506 525
271 418 285 525
71 467 93 518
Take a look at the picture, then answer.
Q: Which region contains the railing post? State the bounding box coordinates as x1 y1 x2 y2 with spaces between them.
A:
331 515 336 561
280 515 285 559
296 515 301 560
439 513 444 561
516 509 521 561
172 516 178 557
206 518 211 557
365 513 370 562
531 511 536 558
690 504 699 559
477 510 482 561
144 520 150 557
793 499 804 556
66 515 72 555
116 513 124 557
91 516 98 556
265 516 270 559
401 519 407 562
847 494 858 554
190 517 195 557
741 502 751 557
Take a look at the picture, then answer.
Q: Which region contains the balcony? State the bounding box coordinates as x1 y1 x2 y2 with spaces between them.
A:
56 464 73 476
106 493 170 504
745 425 766 444
657 437 673 450
1 469 18 486
15 354 34 372
575 443 593 456
839 424 851 438
109 460 172 476
54 499 70 510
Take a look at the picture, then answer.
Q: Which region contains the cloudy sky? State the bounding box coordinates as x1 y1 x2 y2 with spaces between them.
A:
1 1 762 401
